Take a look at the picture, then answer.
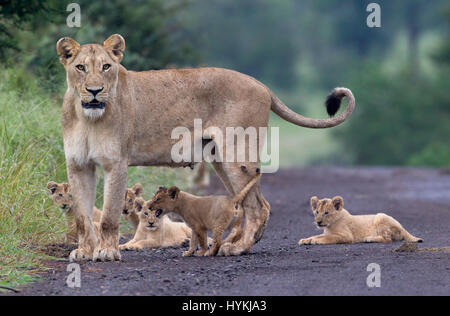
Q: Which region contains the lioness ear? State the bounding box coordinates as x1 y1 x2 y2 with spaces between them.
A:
332 196 344 211
103 34 125 62
56 37 80 65
132 183 143 197
310 196 319 211
168 186 180 200
47 181 58 195
134 197 145 213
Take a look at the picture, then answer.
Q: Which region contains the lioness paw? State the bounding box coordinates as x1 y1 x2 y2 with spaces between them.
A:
69 248 92 262
93 246 121 262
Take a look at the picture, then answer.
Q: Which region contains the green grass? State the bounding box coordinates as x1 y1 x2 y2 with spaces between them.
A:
0 68 189 289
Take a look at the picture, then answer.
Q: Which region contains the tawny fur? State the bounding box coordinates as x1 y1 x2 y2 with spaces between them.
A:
299 196 423 245
56 34 354 261
149 170 262 257
119 198 191 251
121 183 143 232
47 181 102 244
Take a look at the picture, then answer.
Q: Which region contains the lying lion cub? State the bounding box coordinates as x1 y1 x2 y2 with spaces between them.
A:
47 181 102 244
299 196 423 245
119 198 191 251
149 169 262 257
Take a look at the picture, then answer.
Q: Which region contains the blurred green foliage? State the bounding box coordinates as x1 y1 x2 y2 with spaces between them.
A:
0 0 448 168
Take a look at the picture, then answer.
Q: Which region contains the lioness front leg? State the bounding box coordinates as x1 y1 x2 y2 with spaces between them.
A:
67 162 98 261
93 161 128 262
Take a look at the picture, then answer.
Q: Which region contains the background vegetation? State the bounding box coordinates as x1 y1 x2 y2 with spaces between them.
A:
0 0 448 287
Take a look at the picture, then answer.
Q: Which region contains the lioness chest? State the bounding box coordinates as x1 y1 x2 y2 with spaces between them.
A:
63 123 122 167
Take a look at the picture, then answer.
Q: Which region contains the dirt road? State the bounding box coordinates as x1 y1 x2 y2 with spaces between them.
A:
9 167 450 296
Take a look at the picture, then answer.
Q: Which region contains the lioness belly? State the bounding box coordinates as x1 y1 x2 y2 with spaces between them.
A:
127 68 271 166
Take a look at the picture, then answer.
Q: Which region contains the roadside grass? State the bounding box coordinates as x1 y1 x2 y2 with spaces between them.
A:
0 68 189 289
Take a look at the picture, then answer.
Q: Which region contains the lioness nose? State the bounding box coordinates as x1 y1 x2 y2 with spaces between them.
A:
86 87 103 97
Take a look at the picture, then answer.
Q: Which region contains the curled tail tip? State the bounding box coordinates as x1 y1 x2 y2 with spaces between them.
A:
325 92 341 117
325 87 353 117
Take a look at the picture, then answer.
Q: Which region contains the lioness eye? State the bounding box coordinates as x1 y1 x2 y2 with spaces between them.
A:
76 64 85 71
59 194 63 197
102 64 111 71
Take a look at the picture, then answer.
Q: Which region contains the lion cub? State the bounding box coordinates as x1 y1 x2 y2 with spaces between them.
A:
47 181 102 244
122 183 144 231
119 198 191 251
149 169 262 257
299 196 423 245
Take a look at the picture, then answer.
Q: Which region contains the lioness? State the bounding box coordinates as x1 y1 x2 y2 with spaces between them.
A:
47 181 102 244
56 34 355 261
119 197 191 251
148 169 261 256
298 196 423 245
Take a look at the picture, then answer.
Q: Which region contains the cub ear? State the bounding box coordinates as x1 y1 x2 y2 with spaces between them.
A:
134 197 145 213
103 34 125 62
56 37 80 65
47 181 59 195
168 186 180 200
332 196 344 211
132 183 143 197
310 196 319 211
62 183 70 193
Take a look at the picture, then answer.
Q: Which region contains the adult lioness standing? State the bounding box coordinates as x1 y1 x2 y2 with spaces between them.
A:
56 34 355 261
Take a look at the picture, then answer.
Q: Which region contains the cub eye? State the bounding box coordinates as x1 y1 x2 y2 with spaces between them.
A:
102 64 111 71
144 212 148 216
315 211 319 214
75 64 85 71
156 197 161 202
155 209 162 217
324 212 329 215
128 199 132 203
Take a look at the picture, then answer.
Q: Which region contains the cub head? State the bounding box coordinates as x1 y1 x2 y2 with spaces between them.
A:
147 186 180 217
47 181 73 212
134 197 164 231
56 34 125 120
122 183 143 218
310 196 344 228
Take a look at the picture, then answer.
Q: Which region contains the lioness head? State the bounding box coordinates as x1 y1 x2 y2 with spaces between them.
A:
47 181 73 212
56 34 125 120
310 196 344 228
147 186 180 217
134 197 164 231
122 183 143 217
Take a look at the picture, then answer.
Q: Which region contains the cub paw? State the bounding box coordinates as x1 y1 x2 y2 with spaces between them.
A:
298 238 312 245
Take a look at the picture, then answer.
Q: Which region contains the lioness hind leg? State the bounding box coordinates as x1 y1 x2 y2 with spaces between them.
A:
217 162 268 256
223 205 244 244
